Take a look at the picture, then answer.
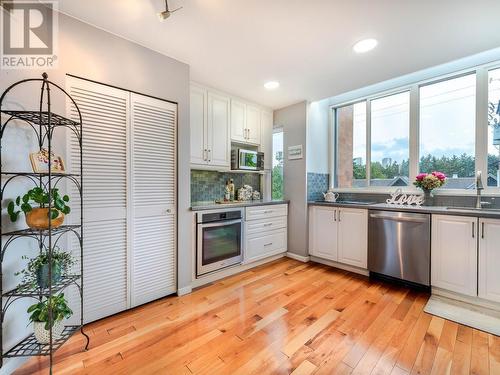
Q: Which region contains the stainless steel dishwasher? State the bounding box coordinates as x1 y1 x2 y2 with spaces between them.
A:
368 210 431 286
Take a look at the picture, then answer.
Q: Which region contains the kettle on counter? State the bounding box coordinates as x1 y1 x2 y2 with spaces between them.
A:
323 189 339 202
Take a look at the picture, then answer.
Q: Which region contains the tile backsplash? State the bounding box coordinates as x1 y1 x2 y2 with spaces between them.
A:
191 170 261 203
307 172 330 201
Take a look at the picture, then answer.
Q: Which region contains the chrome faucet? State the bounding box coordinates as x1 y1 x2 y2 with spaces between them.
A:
476 171 484 209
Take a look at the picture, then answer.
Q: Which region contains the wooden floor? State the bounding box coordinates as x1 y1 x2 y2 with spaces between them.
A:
16 258 500 375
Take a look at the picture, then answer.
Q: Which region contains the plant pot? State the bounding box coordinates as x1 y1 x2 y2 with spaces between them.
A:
36 262 62 289
33 321 64 344
25 208 64 230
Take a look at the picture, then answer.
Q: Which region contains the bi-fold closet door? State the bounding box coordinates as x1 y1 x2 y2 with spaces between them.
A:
66 76 177 323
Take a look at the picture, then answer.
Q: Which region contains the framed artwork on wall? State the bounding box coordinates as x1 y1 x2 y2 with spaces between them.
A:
29 148 66 173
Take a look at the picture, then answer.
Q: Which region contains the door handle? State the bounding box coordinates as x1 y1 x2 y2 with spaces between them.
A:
333 210 336 221
472 221 475 238
264 242 273 247
338 209 341 222
204 149 207 161
481 222 485 239
166 208 172 214
208 149 211 162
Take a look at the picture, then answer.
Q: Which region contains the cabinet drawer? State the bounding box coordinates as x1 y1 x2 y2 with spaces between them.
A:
246 216 287 235
246 228 287 262
246 204 288 221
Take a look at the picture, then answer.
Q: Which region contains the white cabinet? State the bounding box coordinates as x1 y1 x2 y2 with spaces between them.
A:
245 204 288 263
230 100 262 145
230 99 247 143
479 218 500 303
309 206 367 268
260 111 273 170
246 105 261 144
190 85 230 168
431 215 477 297
207 92 230 167
309 206 338 261
337 208 368 268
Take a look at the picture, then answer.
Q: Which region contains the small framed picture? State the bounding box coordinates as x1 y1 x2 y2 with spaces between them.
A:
29 148 66 173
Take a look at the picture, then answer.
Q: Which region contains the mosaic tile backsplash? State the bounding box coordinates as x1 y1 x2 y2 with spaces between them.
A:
307 172 330 201
191 170 261 203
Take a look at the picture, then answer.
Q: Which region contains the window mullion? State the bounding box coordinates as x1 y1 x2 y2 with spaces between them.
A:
366 100 371 186
476 68 488 184
409 85 419 185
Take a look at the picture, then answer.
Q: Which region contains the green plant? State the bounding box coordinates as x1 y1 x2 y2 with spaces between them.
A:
7 187 70 222
15 247 75 289
27 294 73 330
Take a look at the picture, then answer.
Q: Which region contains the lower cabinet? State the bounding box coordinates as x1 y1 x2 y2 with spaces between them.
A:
309 205 368 269
478 218 500 303
245 204 288 263
431 215 478 296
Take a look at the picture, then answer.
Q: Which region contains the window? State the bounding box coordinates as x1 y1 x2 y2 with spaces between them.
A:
488 68 500 187
272 129 284 200
335 101 367 188
420 74 476 189
370 92 410 186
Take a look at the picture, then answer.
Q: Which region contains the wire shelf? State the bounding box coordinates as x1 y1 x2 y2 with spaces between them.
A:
1 172 80 177
2 224 81 238
1 110 80 127
3 275 80 298
3 326 81 358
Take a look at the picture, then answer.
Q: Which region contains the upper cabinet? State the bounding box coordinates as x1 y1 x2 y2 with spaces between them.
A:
190 85 230 169
190 83 272 170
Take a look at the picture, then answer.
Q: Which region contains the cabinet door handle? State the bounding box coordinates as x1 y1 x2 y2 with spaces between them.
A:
204 149 207 161
472 221 475 238
338 209 341 222
264 242 273 247
208 149 211 162
263 223 272 227
333 210 336 221
481 222 485 239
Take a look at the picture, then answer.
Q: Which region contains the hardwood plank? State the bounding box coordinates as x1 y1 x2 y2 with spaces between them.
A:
13 259 500 375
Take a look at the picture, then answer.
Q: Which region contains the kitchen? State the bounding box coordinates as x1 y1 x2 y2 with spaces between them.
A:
1 1 500 374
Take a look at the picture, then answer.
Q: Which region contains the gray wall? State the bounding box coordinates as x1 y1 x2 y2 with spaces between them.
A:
0 12 191 374
274 101 308 257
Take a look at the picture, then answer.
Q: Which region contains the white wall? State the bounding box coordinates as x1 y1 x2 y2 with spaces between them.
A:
307 99 330 174
274 101 308 257
0 12 190 374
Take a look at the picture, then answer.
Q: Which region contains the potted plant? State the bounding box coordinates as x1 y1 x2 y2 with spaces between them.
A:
16 247 75 290
27 293 73 344
414 171 447 205
7 187 70 230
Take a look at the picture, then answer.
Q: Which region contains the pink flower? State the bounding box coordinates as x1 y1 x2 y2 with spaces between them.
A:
416 173 427 181
432 171 446 181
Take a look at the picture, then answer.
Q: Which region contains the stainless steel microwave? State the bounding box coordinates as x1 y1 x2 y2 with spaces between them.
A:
231 149 264 171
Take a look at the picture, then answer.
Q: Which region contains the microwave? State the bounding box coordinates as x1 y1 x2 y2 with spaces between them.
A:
231 149 264 171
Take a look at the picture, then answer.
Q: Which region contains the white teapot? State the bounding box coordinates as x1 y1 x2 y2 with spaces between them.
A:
323 189 339 202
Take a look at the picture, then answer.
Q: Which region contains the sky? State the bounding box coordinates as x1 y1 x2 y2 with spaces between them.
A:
351 71 500 169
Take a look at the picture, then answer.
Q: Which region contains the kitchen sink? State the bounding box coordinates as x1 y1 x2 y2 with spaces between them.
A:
446 206 500 212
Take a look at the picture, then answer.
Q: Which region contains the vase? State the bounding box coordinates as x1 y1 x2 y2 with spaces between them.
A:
36 262 62 289
33 321 64 344
422 189 434 206
25 208 64 230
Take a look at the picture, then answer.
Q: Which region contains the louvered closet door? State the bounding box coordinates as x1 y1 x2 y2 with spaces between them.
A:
67 77 129 323
130 93 177 307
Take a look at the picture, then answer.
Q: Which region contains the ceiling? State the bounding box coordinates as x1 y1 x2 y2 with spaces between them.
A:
59 0 500 109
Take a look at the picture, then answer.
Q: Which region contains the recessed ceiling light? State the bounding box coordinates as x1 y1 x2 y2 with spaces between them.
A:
353 38 378 53
264 81 280 90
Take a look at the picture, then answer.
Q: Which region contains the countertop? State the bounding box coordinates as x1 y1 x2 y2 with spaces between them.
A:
308 201 500 219
191 200 289 211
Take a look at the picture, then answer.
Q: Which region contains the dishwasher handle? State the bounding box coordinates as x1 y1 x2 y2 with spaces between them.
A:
369 213 429 223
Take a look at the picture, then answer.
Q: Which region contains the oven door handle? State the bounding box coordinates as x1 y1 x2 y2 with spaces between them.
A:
199 219 242 228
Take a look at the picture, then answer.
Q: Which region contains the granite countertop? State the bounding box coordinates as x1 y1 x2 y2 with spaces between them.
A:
191 199 289 211
308 200 500 219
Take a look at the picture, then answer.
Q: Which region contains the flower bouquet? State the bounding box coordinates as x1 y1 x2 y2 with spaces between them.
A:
414 172 446 205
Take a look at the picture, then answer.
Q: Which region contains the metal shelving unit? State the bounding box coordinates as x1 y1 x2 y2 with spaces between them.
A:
0 73 89 373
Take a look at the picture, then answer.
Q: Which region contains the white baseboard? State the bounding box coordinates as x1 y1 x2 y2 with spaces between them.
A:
310 256 369 276
177 285 193 296
432 287 500 312
286 252 310 262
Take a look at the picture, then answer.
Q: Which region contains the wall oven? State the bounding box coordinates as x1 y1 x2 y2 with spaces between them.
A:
231 149 264 171
196 209 243 277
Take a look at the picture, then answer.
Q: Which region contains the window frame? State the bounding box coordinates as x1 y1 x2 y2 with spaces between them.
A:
329 61 500 196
